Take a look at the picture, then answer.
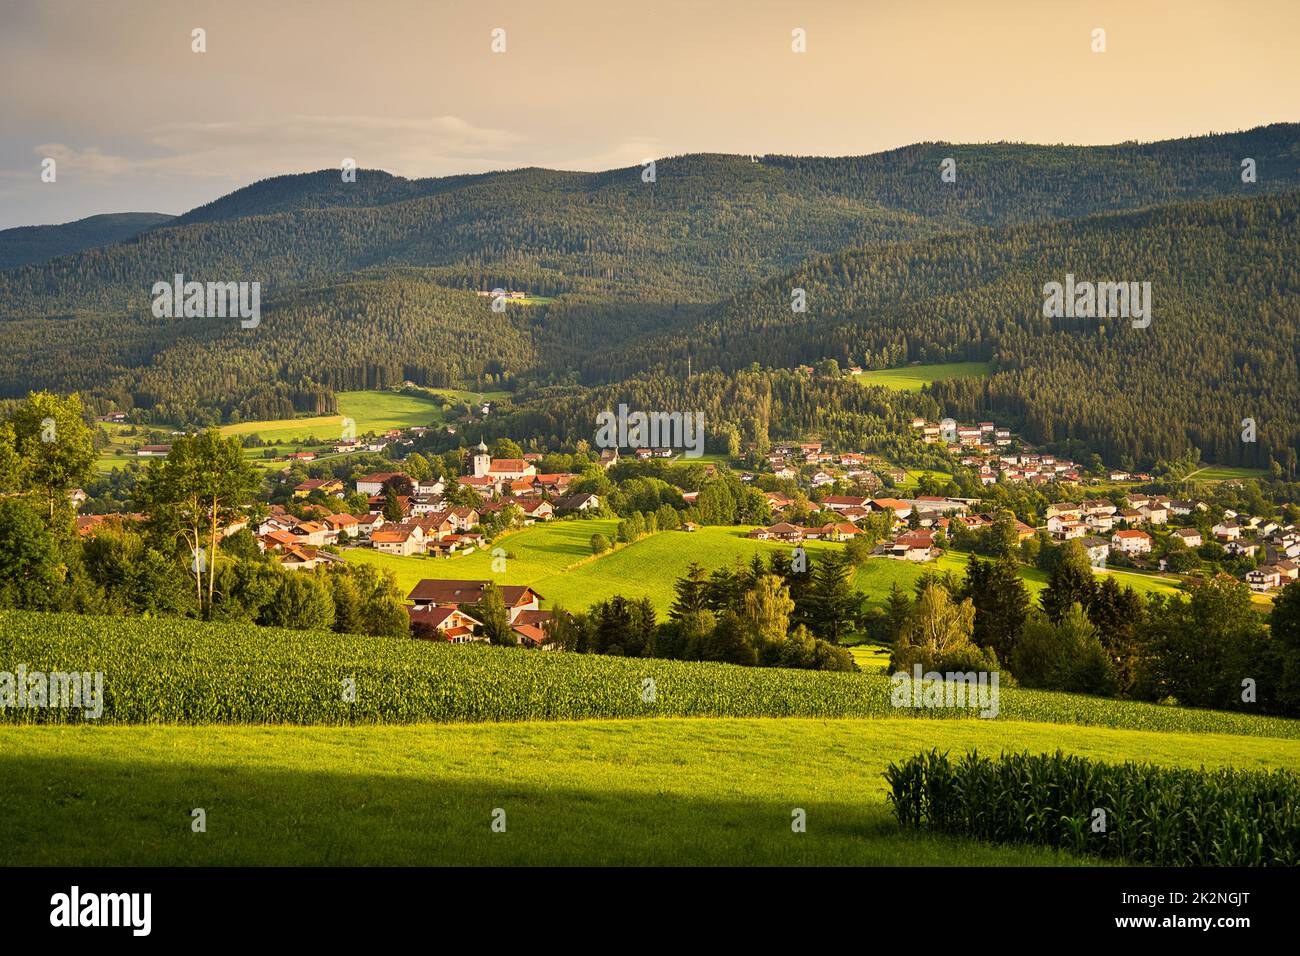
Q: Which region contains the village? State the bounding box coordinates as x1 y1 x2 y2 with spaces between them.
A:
66 405 1300 655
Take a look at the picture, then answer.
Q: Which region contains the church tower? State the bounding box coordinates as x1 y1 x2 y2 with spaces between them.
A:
472 440 491 477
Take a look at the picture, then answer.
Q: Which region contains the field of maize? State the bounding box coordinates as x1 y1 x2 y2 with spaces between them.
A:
885 749 1300 866
3 610 1300 735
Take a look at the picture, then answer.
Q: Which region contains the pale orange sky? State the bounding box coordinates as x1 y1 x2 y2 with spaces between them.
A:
1 0 1296 227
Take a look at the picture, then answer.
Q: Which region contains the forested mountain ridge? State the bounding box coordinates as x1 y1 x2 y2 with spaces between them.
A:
0 212 174 270
0 124 1296 468
596 190 1298 469
2 124 1296 318
0 269 537 425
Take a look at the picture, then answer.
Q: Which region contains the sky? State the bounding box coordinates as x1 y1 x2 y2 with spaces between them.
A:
1 0 1296 228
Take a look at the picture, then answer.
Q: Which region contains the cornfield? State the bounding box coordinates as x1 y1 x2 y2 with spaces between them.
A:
885 749 1300 866
3 610 1300 737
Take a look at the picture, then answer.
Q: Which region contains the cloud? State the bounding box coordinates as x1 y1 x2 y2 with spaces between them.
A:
28 115 527 185
30 144 136 180
544 137 669 172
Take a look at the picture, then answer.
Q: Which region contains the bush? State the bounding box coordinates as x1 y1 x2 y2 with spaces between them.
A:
885 749 1300 866
590 533 611 554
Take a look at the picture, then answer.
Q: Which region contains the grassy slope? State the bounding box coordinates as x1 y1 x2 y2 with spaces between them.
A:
345 523 1181 615
94 388 497 473
4 716 1298 865
219 389 451 443
1188 465 1271 481
854 362 992 391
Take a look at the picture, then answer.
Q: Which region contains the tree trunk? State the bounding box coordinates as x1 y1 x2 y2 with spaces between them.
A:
208 496 219 609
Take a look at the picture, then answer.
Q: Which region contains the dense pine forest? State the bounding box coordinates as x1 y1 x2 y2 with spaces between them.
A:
0 124 1297 468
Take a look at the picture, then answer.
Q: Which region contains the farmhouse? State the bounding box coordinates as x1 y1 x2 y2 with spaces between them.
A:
511 609 557 649
747 522 805 542
870 498 913 520
356 471 409 496
372 526 425 556
554 492 601 513
1111 529 1152 555
406 579 551 644
887 533 936 562
1170 528 1202 548
1247 566 1282 592
294 478 344 498
408 605 485 644
821 495 871 513
279 546 343 571
408 579 543 620
1082 536 1110 566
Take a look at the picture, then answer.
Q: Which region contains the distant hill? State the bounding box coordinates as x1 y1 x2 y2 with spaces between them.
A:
0 123 1296 471
583 191 1299 469
1 124 1296 318
0 212 173 270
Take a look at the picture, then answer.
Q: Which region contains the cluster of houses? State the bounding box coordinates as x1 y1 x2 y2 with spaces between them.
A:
406 578 552 648
272 444 604 565
748 493 999 561
453 442 586 498
912 418 1013 451
756 441 906 489
912 417 1159 487
1043 496 1300 588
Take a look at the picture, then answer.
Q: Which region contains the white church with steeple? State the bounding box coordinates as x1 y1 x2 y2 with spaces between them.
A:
472 440 492 477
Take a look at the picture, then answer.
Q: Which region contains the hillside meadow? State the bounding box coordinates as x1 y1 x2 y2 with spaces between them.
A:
3 610 1297 866
4 717 1299 865
343 521 1183 617
219 388 490 443
853 361 993 391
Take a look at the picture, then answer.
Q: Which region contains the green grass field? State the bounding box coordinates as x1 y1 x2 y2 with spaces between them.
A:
4 716 1298 865
349 523 952 615
219 389 460 444
1187 465 1271 481
345 523 1182 616
93 389 506 473
4 608 1297 866
895 468 953 491
853 362 992 392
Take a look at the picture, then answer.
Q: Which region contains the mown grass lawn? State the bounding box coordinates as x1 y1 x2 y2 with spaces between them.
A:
1188 465 1271 481
217 388 508 445
854 362 992 392
5 716 1296 866
219 390 446 444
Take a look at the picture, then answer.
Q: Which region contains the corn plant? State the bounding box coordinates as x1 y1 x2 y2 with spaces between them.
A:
885 749 1300 866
